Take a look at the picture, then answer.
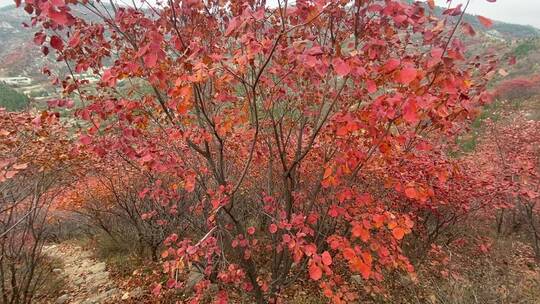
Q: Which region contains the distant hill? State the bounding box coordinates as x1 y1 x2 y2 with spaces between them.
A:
0 5 55 78
407 1 540 39
453 9 539 39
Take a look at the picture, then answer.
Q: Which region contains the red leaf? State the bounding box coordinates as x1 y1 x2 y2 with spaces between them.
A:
269 224 278 234
351 224 370 242
392 227 405 240
184 174 196 192
396 67 417 85
152 283 162 295
304 244 317 257
477 15 493 28
50 35 64 51
144 52 158 68
50 0 65 6
34 32 46 45
462 22 476 36
321 251 332 266
225 17 240 36
5 171 18 179
403 100 419 123
431 47 443 59
383 58 400 73
444 4 462 16
308 263 323 281
247 226 256 235
350 257 371 279
79 134 92 145
404 187 418 199
48 8 73 26
68 31 81 47
404 217 415 229
366 79 377 93
342 247 356 260
333 58 351 77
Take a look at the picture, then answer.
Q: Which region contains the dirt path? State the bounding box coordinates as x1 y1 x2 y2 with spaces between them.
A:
44 244 123 304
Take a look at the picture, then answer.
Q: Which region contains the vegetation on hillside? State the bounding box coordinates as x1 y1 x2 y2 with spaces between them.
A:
0 82 29 111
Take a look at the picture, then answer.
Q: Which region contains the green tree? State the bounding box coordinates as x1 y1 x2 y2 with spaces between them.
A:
0 83 29 111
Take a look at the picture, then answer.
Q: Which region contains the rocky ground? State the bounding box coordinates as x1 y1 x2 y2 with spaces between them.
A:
43 244 143 304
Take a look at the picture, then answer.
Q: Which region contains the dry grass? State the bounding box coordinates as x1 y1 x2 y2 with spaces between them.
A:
377 219 540 304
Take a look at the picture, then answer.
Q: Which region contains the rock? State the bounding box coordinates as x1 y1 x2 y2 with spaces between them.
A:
121 292 130 300
87 271 109 287
88 262 106 273
104 288 119 297
81 288 118 304
121 288 143 300
52 268 63 274
351 275 363 284
56 294 70 304
73 277 84 286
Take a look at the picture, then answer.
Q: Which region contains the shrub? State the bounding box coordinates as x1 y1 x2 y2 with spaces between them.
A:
0 83 29 111
493 75 540 101
0 109 78 303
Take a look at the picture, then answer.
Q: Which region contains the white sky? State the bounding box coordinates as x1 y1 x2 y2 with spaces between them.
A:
0 0 539 28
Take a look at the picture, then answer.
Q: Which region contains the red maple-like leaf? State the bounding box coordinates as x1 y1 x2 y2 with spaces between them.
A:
477 15 493 28
308 263 323 281
333 58 351 77
50 35 64 51
396 67 417 85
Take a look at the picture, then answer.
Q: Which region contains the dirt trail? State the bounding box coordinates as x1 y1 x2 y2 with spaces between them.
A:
44 244 123 304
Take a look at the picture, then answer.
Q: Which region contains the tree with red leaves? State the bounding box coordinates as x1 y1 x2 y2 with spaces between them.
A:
15 0 498 302
0 109 80 303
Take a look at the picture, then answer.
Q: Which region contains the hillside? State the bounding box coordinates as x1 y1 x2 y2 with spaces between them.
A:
0 5 53 78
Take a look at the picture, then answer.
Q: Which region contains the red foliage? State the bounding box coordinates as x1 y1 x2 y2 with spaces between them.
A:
0 108 81 303
15 0 502 302
493 75 540 101
468 112 540 251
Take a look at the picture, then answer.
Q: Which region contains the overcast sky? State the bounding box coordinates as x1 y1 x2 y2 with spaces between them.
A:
0 0 539 28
